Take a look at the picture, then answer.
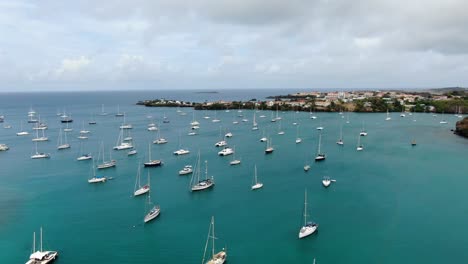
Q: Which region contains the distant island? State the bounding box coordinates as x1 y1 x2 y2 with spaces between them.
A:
195 91 219 94
137 87 468 114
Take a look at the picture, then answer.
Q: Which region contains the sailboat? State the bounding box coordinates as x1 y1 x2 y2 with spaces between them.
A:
63 122 72 132
144 144 162 167
310 108 317 119
191 152 214 191
440 112 448 124
153 128 168 144
251 165 263 190
76 142 92 161
113 127 133 150
385 109 391 121
190 111 200 126
215 127 227 147
99 104 108 116
134 165 149 196
336 124 344 145
356 135 364 151
346 112 350 124
212 110 221 123
17 121 29 136
295 125 302 144
298 189 318 239
88 113 97 125
173 132 190 155
315 134 326 161
115 105 124 117
144 171 161 223
229 146 241 165
25 227 58 264
202 216 227 264
359 121 368 136
260 128 267 142
32 128 48 142
97 142 116 169
88 159 106 183
57 128 70 150
252 111 258 130
265 137 274 154
277 120 285 135
79 121 90 134
31 142 50 159
119 113 133 129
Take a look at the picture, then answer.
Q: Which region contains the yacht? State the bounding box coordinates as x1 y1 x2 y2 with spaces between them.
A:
25 228 58 264
322 176 331 187
173 149 190 155
0 143 9 151
17 121 30 136
298 189 318 239
251 165 263 190
144 144 163 167
202 217 227 264
31 142 50 159
215 140 227 147
134 166 149 196
113 128 133 150
191 157 214 191
97 142 116 169
356 135 364 151
218 147 234 156
179 165 193 175
144 172 160 223
153 137 168 144
77 154 92 161
315 134 326 161
88 160 106 183
265 138 274 154
225 132 233 138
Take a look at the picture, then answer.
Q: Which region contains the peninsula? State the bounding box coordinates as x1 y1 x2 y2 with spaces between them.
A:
138 88 468 114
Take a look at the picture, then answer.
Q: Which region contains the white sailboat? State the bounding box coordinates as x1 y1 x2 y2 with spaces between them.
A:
322 176 331 187
295 125 302 144
190 111 200 126
173 132 190 155
99 104 108 116
252 111 258 130
385 109 391 121
115 105 124 117
79 121 90 134
25 227 58 264
63 122 72 132
31 142 50 159
88 159 106 183
191 153 214 191
315 134 326 161
144 171 160 223
251 165 263 190
113 127 133 150
119 113 132 129
32 128 48 142
265 137 274 154
336 124 344 145
277 120 285 135
57 128 70 150
229 146 241 165
17 121 29 136
202 216 227 264
218 147 234 156
298 189 318 239
97 142 116 169
134 165 149 196
356 134 364 151
359 121 368 136
76 142 92 161
212 110 221 123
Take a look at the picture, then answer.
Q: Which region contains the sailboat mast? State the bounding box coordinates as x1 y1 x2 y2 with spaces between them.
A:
317 134 322 154
205 160 208 180
304 190 308 226
212 216 215 259
33 232 36 252
40 227 43 252
254 165 257 184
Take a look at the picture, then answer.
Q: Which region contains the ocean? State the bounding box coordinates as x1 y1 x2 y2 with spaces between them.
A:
0 89 467 263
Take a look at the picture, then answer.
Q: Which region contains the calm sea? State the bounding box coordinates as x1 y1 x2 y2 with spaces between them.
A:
0 89 467 263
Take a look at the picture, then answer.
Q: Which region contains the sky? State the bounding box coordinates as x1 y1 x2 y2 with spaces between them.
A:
1 0 468 92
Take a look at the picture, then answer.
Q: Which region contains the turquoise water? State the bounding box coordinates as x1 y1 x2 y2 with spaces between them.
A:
1 91 467 263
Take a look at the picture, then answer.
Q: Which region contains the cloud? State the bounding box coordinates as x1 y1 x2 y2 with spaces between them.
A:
1 0 468 91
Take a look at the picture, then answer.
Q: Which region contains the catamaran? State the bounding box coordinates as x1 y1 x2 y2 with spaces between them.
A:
298 189 318 239
25 227 58 264
202 216 227 264
173 132 190 155
218 147 234 156
191 153 214 191
144 171 160 223
251 165 263 190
